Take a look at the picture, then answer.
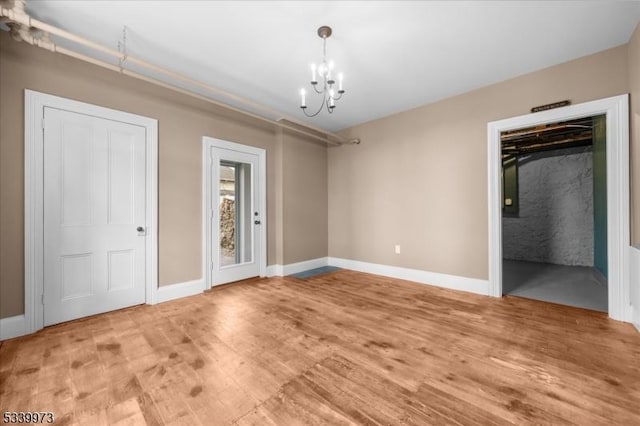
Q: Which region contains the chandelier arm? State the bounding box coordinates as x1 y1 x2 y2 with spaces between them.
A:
302 105 323 117
301 92 327 117
312 84 324 95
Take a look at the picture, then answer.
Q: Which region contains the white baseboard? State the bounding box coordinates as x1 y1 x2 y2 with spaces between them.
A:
327 257 489 296
631 245 640 332
266 264 283 277
266 257 329 277
0 314 27 341
153 279 205 304
283 257 328 275
1 279 206 340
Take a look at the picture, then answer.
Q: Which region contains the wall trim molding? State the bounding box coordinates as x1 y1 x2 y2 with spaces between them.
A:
265 257 329 277
487 94 631 322
24 90 159 333
0 315 27 341
266 264 283 277
266 256 489 295
2 277 206 340
154 279 205 304
327 257 489 296
631 245 640 333
283 257 329 275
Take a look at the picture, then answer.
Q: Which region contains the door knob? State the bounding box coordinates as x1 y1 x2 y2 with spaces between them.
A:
254 220 261 225
137 226 145 232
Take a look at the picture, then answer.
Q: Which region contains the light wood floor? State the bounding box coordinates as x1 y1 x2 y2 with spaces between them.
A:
1 270 639 425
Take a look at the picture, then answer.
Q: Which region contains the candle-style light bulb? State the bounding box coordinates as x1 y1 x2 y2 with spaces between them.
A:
329 89 335 107
338 73 344 92
310 63 317 83
300 88 306 107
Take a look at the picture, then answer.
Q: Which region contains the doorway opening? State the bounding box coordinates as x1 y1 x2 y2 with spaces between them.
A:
500 115 607 312
487 95 630 322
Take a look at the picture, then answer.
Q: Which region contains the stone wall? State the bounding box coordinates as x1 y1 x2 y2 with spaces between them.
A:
220 197 235 256
503 146 594 266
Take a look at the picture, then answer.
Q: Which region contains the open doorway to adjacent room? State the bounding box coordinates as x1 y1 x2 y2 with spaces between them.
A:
500 115 608 312
488 95 630 321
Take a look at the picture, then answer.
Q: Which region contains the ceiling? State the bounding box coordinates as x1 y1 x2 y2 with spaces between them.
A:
24 1 640 132
501 117 594 159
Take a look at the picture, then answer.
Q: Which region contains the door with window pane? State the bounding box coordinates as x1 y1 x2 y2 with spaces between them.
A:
211 147 261 285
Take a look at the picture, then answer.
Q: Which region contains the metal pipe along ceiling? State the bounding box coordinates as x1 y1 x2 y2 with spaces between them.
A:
0 0 359 146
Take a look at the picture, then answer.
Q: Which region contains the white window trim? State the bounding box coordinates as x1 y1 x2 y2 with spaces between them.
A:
202 137 267 289
487 94 631 322
24 90 159 334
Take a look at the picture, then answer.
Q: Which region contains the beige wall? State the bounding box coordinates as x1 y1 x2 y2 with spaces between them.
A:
2 28 637 320
628 23 640 317
283 132 328 264
0 33 329 319
629 23 640 246
329 45 630 281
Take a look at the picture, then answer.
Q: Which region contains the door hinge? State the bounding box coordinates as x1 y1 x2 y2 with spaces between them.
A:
41 294 44 305
210 262 214 270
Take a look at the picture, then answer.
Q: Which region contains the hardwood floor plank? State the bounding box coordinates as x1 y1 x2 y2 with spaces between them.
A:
1 270 639 425
136 392 164 426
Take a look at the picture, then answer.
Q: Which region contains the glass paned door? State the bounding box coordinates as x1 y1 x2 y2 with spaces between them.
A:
211 148 261 285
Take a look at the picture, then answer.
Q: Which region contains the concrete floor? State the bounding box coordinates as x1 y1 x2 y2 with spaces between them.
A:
502 259 608 312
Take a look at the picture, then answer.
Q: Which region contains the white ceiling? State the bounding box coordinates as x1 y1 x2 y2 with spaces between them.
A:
25 1 640 132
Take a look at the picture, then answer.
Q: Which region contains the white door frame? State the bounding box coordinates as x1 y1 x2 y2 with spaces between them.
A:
25 90 158 334
202 137 267 289
487 94 630 322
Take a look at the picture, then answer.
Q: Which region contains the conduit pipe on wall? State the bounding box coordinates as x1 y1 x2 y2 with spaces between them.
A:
0 0 360 146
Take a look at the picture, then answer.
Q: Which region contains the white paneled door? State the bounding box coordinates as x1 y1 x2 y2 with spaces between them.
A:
43 107 146 326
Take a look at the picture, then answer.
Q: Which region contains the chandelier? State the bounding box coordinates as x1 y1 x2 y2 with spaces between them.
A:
299 26 345 117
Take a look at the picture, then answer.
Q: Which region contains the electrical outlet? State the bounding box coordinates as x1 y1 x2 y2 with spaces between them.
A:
395 245 401 254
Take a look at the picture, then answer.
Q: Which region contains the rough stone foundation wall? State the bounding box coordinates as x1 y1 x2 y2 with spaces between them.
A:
503 146 594 266
220 197 235 256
